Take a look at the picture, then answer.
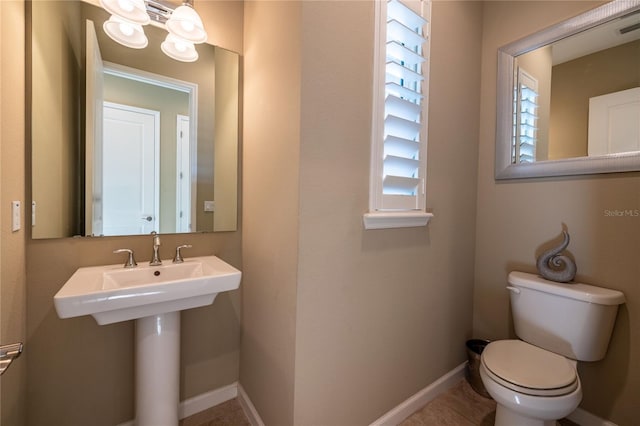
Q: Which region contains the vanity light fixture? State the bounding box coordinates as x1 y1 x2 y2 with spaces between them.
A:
103 15 149 49
166 2 207 43
161 33 198 62
99 0 208 62
100 0 150 25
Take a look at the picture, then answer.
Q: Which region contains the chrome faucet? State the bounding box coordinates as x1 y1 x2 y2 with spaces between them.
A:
150 231 162 266
173 244 192 263
113 248 137 268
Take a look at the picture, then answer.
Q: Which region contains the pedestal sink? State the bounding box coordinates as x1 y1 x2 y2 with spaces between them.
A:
54 256 241 426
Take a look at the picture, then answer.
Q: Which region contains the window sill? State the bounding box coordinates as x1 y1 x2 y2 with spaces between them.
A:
363 211 433 230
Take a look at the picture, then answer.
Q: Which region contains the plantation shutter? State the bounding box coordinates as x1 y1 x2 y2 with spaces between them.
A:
381 0 427 210
514 69 538 164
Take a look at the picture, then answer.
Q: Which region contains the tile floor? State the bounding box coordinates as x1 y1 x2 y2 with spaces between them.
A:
179 379 579 426
400 380 496 426
179 398 250 426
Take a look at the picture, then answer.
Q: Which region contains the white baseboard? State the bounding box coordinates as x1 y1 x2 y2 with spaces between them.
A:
179 381 238 419
116 382 239 426
567 407 618 426
237 383 266 426
370 362 467 426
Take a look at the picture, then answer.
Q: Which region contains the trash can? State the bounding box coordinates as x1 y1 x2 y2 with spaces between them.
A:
465 339 492 399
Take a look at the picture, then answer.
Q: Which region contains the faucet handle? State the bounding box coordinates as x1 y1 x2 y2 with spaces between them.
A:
113 249 137 268
173 245 193 264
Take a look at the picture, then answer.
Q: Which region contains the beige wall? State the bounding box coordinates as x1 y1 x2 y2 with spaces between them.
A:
240 2 301 424
1 2 27 425
213 48 239 232
241 1 482 424
474 2 639 424
549 40 640 159
24 1 243 424
31 0 82 238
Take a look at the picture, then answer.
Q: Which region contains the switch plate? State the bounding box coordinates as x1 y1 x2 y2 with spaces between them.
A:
204 201 215 212
11 201 20 232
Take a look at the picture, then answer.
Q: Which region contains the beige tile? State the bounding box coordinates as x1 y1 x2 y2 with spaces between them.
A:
400 380 495 426
179 398 250 426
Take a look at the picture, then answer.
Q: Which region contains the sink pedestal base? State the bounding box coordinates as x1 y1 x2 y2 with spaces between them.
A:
135 312 180 426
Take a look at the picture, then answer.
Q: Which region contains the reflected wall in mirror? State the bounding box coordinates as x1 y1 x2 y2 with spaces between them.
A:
495 0 640 179
31 0 239 238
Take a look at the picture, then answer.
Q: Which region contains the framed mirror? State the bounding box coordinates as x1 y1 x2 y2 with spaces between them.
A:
30 0 239 238
495 0 640 179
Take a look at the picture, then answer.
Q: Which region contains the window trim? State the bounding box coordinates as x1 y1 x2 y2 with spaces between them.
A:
364 0 433 230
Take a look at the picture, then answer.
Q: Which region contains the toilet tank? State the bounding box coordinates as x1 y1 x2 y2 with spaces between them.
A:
507 271 625 361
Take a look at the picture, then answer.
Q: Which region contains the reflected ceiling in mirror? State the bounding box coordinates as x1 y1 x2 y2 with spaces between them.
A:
30 0 239 238
495 0 640 179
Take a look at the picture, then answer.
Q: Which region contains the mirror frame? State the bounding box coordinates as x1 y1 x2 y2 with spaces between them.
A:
495 0 640 180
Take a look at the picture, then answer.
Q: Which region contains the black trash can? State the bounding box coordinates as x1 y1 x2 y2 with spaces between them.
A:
465 339 492 399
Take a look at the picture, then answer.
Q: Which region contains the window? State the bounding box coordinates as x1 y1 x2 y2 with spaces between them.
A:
364 0 433 230
513 68 538 164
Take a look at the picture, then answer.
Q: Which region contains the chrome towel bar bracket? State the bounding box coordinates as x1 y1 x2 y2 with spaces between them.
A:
0 342 23 375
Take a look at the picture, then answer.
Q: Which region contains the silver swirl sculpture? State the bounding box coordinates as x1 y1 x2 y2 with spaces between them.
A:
536 230 577 283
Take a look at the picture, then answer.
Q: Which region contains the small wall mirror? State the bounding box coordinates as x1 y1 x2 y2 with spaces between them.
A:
495 0 640 179
30 0 239 238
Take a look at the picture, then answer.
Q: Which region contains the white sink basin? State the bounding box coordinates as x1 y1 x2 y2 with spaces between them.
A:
54 256 241 325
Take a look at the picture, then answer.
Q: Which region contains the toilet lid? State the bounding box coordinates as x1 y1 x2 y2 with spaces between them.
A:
482 340 578 396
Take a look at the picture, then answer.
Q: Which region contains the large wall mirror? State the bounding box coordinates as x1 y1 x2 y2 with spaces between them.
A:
495 0 640 179
30 0 239 238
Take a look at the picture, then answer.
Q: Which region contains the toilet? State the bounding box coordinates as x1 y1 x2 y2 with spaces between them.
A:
479 271 625 426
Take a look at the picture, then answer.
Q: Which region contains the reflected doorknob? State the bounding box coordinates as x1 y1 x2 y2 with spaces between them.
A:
142 216 153 222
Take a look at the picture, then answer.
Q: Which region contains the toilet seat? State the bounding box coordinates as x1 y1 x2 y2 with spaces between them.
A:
481 340 578 397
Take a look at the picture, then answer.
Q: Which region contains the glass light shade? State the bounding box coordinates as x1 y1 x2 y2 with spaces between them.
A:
100 0 150 25
166 4 207 44
161 34 198 62
103 15 148 49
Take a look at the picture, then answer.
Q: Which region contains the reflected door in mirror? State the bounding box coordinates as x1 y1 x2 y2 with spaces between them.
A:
99 103 160 236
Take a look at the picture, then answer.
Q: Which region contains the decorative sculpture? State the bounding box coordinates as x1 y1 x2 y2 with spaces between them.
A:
536 230 577 283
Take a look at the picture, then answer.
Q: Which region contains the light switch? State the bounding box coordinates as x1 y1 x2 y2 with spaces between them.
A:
204 201 215 212
11 201 20 232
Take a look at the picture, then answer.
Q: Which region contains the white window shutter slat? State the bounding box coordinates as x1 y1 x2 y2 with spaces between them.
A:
386 61 423 87
384 115 421 142
385 95 421 122
384 135 420 159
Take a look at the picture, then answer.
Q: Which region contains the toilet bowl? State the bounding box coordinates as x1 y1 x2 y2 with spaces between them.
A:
479 272 625 426
480 340 581 426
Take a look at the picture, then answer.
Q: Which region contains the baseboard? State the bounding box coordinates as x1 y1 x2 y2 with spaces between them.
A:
179 381 238 419
237 383 266 426
370 362 467 426
567 407 618 426
113 367 620 426
116 382 239 426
